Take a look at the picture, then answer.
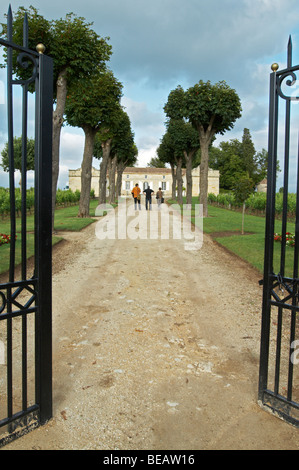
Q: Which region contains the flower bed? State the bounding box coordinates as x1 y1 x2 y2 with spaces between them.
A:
0 233 14 246
274 232 295 247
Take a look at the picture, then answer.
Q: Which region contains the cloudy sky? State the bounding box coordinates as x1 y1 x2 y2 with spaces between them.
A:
1 0 299 190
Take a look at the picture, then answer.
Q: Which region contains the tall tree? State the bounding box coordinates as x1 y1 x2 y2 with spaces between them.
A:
64 69 123 217
167 119 200 205
1 137 35 172
116 143 138 199
93 106 133 206
208 129 269 191
1 6 112 225
1 136 35 194
108 111 136 203
157 132 178 200
164 81 242 216
233 176 255 235
241 128 256 178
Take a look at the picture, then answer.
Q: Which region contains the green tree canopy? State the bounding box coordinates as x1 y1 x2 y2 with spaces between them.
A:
1 5 112 226
1 6 112 97
65 69 123 131
208 129 269 191
1 136 35 172
147 157 166 168
64 68 123 216
166 119 200 204
164 80 242 216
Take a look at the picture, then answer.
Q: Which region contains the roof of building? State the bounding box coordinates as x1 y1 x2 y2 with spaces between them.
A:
123 167 172 174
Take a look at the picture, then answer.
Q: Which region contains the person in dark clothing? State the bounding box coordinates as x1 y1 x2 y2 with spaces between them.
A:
143 186 154 210
156 187 163 208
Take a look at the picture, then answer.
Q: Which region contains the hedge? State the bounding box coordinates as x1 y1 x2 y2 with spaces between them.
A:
0 187 95 218
207 191 297 216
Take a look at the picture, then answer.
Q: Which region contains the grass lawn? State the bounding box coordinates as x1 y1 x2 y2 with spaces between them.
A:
168 197 297 276
0 198 111 275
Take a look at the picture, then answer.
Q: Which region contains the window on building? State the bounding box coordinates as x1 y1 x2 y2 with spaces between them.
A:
126 181 131 190
163 175 165 179
145 175 147 179
126 174 129 178
162 182 166 190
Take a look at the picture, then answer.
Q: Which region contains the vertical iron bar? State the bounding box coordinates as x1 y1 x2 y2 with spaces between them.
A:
35 52 53 424
287 133 299 401
287 310 296 401
259 69 279 400
7 5 15 284
21 14 28 280
21 12 29 413
280 98 290 276
6 5 14 429
34 60 39 414
274 307 282 395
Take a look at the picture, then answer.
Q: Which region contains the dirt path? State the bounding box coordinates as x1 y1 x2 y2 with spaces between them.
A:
3 199 299 450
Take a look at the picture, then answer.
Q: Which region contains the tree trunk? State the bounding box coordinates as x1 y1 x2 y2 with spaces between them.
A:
170 163 176 199
108 154 117 204
197 119 215 218
199 140 209 217
176 156 183 205
116 160 126 197
184 150 195 205
52 67 68 230
78 126 97 218
242 203 245 235
99 138 112 205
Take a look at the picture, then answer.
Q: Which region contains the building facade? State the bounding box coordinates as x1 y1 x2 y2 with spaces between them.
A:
68 165 220 197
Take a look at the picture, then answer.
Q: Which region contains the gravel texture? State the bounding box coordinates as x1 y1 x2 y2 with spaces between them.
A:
2 200 298 450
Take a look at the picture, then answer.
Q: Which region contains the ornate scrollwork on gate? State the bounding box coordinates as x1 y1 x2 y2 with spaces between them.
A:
0 282 37 316
12 51 39 86
277 69 299 101
0 291 6 314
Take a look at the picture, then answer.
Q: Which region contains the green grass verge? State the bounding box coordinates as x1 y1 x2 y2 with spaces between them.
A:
167 197 297 276
0 198 112 275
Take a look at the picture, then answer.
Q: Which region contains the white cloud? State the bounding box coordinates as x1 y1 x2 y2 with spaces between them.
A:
136 146 158 168
122 95 165 165
1 0 299 187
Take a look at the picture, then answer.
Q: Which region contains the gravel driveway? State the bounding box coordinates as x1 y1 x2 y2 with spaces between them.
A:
2 199 298 450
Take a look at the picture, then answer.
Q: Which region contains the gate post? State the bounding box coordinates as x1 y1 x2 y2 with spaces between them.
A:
35 51 53 424
258 37 299 427
258 66 279 401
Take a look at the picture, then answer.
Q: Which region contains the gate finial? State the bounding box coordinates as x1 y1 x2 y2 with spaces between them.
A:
7 4 12 41
36 43 46 54
271 63 279 72
287 35 292 68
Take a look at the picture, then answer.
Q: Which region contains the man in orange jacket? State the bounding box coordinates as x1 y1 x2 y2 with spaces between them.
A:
131 183 141 210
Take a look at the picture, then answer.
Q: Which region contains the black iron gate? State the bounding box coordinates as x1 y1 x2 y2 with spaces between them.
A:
0 7 53 445
259 36 299 427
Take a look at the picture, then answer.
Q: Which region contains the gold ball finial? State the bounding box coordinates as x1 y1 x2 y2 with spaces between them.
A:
271 63 279 72
36 43 46 54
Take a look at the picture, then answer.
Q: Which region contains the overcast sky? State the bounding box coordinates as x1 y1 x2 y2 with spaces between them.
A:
1 0 299 190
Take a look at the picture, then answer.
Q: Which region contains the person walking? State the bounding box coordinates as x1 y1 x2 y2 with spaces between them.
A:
156 187 163 209
143 185 154 210
131 183 141 210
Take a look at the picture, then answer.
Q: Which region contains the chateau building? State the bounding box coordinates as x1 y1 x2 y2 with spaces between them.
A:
68 165 220 197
